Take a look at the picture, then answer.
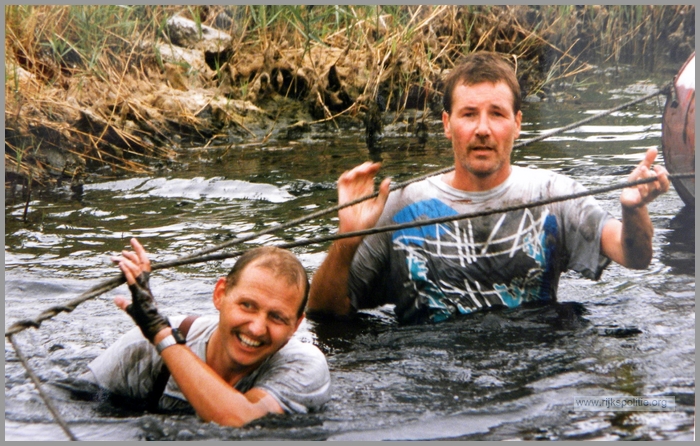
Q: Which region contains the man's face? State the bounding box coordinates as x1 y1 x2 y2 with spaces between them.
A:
442 81 522 190
213 261 304 371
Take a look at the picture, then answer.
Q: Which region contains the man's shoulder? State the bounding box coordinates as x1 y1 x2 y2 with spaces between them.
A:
511 165 562 180
168 314 218 334
509 166 580 190
279 337 329 373
246 337 329 389
277 337 326 359
245 337 331 413
168 314 218 360
383 175 446 212
402 175 442 194
265 337 328 372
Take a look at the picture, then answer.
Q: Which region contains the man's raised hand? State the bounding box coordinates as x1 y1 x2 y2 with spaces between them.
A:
621 148 670 209
111 238 170 343
337 162 391 235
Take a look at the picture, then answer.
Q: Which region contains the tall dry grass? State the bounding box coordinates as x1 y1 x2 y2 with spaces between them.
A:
4 5 695 186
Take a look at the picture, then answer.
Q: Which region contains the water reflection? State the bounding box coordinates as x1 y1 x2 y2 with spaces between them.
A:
659 206 695 276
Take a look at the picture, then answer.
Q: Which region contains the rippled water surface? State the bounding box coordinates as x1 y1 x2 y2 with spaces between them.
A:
5 73 695 440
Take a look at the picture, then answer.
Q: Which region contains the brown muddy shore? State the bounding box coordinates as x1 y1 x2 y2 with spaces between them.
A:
4 5 695 191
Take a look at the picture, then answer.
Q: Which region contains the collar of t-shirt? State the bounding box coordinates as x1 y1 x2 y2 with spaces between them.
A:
430 166 522 203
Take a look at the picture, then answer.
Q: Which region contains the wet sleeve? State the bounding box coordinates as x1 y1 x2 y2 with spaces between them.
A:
347 231 392 310
251 340 331 414
559 178 614 280
87 325 164 399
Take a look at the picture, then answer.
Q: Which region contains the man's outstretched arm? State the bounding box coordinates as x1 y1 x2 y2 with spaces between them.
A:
152 329 282 426
601 148 670 269
307 162 390 316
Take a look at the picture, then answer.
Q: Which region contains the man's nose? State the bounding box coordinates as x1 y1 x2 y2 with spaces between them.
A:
475 112 490 137
247 313 267 336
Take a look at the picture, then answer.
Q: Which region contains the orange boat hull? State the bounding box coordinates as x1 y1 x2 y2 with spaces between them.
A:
662 52 695 207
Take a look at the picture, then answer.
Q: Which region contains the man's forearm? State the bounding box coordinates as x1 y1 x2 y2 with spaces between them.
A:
154 328 281 426
307 238 362 315
620 204 653 269
603 147 668 269
308 162 391 315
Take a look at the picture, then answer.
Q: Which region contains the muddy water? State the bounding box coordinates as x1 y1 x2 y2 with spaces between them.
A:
5 74 695 440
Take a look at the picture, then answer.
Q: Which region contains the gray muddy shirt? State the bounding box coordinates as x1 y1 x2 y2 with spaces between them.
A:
348 166 614 324
88 315 331 413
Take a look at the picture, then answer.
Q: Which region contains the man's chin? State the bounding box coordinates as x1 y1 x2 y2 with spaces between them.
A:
466 165 499 178
231 349 266 368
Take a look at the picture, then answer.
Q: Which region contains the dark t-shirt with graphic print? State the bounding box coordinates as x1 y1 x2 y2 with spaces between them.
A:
347 166 613 324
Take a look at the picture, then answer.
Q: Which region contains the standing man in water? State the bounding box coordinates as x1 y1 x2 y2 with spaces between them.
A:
85 238 330 426
307 51 670 324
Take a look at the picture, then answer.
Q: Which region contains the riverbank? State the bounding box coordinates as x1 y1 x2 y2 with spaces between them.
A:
4 5 695 189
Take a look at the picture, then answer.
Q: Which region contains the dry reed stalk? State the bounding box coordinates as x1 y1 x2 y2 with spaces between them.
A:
5 5 694 188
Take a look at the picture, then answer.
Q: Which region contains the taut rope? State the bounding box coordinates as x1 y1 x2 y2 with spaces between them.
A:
7 334 79 440
5 172 692 337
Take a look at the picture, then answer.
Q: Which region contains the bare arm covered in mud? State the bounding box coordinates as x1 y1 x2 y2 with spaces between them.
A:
600 148 670 269
112 238 283 427
307 162 391 316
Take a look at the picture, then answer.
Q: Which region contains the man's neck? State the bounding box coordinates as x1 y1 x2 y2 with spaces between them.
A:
443 166 512 192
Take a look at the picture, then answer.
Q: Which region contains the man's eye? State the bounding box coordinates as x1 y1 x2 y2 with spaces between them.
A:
270 313 286 324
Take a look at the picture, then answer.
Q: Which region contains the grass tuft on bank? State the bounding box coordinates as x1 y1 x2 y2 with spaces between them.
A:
4 5 695 188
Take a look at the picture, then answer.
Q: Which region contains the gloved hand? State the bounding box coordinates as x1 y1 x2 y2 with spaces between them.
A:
125 271 171 342
112 238 170 343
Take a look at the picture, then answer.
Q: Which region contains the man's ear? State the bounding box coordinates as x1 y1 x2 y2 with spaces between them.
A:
293 313 305 333
212 277 228 311
442 110 452 139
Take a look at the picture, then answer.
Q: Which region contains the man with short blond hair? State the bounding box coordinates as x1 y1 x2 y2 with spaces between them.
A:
86 239 330 426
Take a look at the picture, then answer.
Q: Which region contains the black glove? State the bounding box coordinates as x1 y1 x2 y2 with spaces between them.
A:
125 271 171 343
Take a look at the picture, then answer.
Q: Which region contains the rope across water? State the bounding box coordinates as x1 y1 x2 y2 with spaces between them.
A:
7 334 79 440
5 172 692 337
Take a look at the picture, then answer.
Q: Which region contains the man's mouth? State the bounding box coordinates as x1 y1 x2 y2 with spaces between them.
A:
468 146 497 157
237 333 263 348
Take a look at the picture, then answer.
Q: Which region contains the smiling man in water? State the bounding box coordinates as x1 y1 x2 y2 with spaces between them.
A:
308 51 670 324
85 238 330 426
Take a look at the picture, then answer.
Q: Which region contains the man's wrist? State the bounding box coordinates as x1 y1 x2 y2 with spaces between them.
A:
328 238 362 267
155 327 187 354
620 200 649 216
152 327 172 345
334 236 363 252
621 200 644 211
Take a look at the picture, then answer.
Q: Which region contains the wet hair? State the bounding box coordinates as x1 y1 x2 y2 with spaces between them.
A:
225 246 309 319
442 51 521 115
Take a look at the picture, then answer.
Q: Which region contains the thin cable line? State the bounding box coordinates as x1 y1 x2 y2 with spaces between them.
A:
7 334 79 441
5 172 693 337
